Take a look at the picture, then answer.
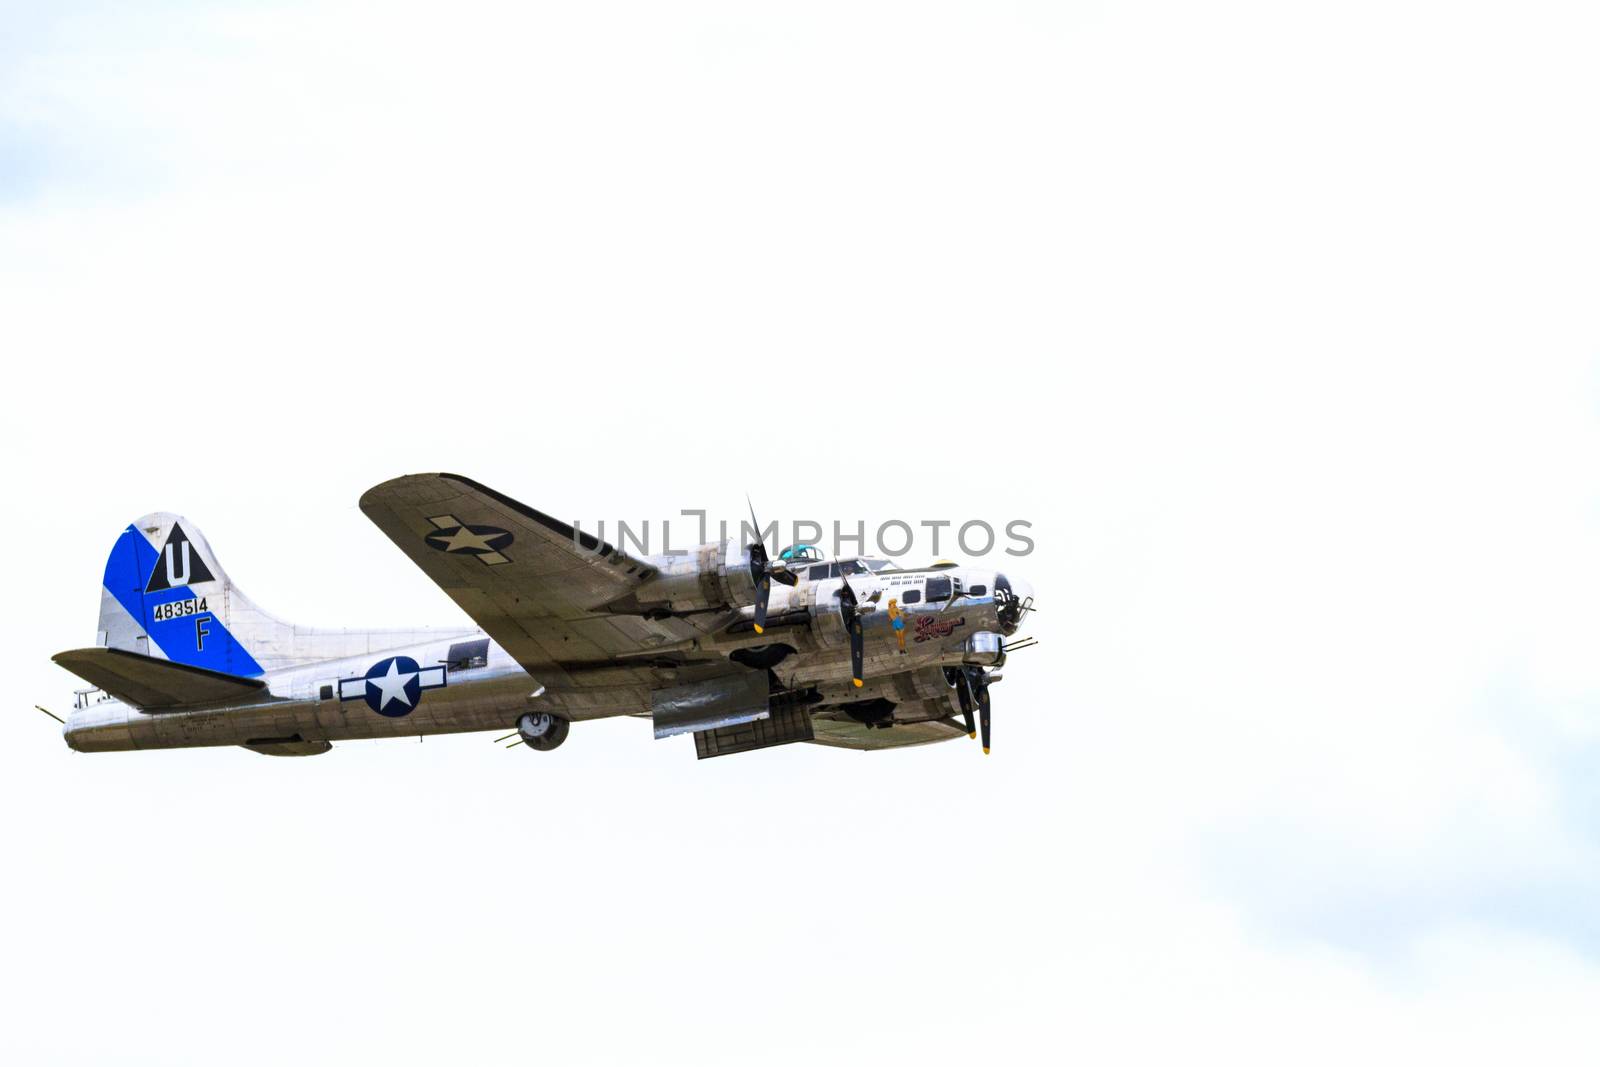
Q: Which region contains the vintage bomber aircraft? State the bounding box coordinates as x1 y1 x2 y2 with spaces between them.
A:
52 474 1035 760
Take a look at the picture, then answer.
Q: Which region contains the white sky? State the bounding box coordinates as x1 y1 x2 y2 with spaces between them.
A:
3 2 1598 1063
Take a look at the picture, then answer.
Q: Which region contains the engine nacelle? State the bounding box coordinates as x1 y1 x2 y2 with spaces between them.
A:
953 631 1006 666
627 539 763 614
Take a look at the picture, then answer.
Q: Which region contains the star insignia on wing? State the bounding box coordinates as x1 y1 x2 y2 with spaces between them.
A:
423 515 513 565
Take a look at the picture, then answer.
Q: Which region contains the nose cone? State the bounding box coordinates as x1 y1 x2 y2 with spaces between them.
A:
994 573 1034 635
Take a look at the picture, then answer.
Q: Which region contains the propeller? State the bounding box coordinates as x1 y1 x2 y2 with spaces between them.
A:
746 497 797 635
838 576 865 687
835 576 882 688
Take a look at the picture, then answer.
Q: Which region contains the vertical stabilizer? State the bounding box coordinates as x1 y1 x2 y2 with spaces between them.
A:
100 515 265 676
97 513 464 675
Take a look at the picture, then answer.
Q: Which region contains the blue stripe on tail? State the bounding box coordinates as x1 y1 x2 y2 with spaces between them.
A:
101 524 264 677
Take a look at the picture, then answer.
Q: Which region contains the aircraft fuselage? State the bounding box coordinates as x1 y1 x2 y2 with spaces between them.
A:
64 565 1017 754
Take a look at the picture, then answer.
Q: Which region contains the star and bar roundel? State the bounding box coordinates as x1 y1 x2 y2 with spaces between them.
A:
338 656 446 717
424 514 513 566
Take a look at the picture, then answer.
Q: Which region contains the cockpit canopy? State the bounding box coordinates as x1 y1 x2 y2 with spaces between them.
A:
778 545 904 581
786 555 896 581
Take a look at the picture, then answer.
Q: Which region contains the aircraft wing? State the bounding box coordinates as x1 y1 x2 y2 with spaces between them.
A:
806 716 971 751
359 473 699 677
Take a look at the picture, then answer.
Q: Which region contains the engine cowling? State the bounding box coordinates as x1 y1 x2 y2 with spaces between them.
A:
627 540 766 614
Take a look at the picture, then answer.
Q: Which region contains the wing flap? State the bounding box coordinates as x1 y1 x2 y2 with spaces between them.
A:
694 701 815 758
651 670 770 738
53 647 267 710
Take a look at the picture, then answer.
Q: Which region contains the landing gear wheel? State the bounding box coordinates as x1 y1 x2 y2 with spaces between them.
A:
517 711 569 751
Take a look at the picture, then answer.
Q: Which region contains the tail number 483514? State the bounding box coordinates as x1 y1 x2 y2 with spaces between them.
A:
151 596 208 622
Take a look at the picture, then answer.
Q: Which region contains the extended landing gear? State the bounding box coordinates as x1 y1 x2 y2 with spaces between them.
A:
516 711 569 751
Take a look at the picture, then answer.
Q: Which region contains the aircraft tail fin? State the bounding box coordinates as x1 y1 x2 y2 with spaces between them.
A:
98 513 275 676
94 512 456 676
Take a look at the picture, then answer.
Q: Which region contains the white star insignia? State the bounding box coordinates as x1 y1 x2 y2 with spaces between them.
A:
367 658 418 712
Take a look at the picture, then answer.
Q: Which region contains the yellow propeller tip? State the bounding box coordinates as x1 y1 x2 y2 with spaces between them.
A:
969 732 977 739
852 678 863 687
983 747 991 755
753 624 764 634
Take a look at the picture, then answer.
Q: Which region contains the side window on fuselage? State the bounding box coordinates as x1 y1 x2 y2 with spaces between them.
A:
809 564 831 582
926 577 953 602
903 588 922 604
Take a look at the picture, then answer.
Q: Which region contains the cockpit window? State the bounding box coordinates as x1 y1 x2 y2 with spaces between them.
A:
798 559 869 581
864 559 894 571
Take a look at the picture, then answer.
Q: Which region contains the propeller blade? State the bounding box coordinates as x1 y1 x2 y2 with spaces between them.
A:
977 681 992 755
753 576 770 635
746 493 764 548
954 673 977 739
747 526 770 634
838 578 864 687
744 501 791 632
848 616 864 687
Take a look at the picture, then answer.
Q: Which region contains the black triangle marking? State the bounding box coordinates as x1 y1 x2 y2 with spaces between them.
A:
144 523 218 592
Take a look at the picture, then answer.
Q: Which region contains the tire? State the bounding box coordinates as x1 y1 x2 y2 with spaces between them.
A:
517 711 570 751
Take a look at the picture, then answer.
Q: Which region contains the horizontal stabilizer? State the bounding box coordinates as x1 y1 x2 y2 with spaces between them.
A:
53 647 267 710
